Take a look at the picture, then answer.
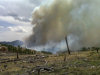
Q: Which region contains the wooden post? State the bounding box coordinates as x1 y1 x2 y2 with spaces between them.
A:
96 48 99 53
37 69 40 75
65 36 70 55
17 47 19 59
64 36 71 61
17 51 19 59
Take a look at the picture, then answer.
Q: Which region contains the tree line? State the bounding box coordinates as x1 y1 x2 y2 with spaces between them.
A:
0 44 36 55
81 47 100 53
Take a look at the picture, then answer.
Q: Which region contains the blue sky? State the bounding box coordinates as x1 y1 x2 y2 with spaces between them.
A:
0 0 44 41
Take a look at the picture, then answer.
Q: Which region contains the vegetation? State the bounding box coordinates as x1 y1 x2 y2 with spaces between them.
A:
0 50 100 75
0 44 35 55
0 45 100 75
81 47 100 53
41 51 52 55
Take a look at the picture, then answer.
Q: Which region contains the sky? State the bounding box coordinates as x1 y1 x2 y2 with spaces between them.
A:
0 0 69 53
0 0 45 41
1 0 100 53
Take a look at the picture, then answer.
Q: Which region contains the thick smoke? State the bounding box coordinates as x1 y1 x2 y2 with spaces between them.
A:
26 0 100 52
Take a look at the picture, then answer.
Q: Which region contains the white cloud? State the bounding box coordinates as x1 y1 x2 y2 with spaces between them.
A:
0 5 5 9
0 26 4 29
0 15 33 33
0 0 42 41
0 16 30 26
8 26 28 33
0 0 39 17
0 25 33 41
0 15 33 41
0 26 4 32
0 31 26 41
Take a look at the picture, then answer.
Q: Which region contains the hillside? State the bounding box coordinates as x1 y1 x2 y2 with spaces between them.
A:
0 50 100 75
0 40 24 47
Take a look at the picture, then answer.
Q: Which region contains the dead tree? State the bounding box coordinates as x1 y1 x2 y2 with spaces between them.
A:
65 36 70 55
16 46 19 59
64 36 71 61
96 47 99 53
17 51 19 59
92 47 99 53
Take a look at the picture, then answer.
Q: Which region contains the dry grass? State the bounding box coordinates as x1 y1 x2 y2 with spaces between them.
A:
0 50 100 75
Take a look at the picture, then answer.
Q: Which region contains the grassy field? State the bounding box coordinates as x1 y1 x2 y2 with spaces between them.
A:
0 50 100 75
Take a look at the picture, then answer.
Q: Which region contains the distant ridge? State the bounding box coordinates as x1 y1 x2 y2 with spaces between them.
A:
0 40 24 46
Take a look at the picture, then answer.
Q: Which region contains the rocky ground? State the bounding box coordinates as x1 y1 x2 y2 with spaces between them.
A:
0 51 100 75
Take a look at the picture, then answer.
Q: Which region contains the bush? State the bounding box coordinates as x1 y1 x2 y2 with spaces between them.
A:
41 51 52 54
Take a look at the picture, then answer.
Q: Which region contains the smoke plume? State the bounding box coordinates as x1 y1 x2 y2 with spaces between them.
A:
26 0 100 52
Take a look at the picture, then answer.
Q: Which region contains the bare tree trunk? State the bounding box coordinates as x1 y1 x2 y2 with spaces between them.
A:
38 69 40 75
97 49 99 53
64 54 66 62
17 51 19 59
65 36 70 55
64 36 70 62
